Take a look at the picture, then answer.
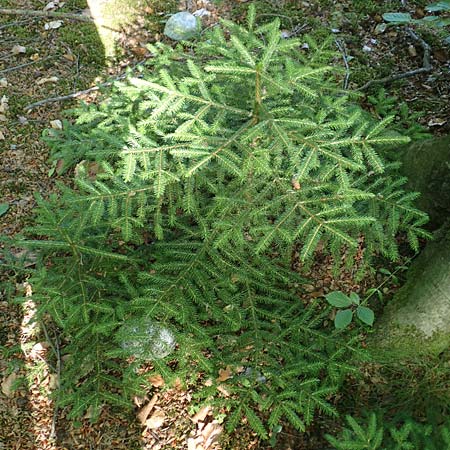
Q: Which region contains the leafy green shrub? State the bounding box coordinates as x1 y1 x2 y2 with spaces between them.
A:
325 413 450 450
325 291 375 329
23 7 429 436
383 1 450 44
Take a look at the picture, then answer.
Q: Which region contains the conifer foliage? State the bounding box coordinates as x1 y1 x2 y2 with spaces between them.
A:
325 413 450 450
24 7 428 436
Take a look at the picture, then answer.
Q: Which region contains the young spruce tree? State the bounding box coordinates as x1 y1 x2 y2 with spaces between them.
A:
23 7 428 437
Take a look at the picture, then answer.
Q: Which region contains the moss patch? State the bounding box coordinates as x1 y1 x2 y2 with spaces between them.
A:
59 23 105 66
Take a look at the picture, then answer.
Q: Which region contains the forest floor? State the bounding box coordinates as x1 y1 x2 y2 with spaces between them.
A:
0 0 449 449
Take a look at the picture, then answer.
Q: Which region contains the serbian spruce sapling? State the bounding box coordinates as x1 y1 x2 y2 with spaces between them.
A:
23 6 429 436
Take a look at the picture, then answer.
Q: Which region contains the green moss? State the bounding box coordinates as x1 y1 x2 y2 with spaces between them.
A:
7 96 33 116
59 0 88 10
58 23 105 66
5 25 30 38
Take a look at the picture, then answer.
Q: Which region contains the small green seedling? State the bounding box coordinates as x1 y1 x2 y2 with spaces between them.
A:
383 1 450 44
325 291 375 329
0 203 9 217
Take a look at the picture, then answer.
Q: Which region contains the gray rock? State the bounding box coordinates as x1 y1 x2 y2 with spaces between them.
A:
164 12 198 41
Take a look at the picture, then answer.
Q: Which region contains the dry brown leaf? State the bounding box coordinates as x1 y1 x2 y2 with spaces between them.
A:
202 421 223 449
137 394 158 425
428 118 447 127
55 158 65 175
216 385 230 397
29 342 47 359
216 366 232 382
2 372 19 397
44 1 57 11
149 374 165 387
44 20 63 30
0 130 5 140
0 96 9 113
36 76 59 85
24 282 32 297
12 45 26 55
291 179 301 190
50 119 63 130
48 374 59 390
63 53 75 62
133 395 147 408
187 437 203 450
0 78 7 88
145 409 166 429
84 404 100 419
191 405 211 424
173 377 183 390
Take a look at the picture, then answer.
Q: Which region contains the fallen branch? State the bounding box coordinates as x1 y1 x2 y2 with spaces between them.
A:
0 8 93 22
0 56 53 75
0 18 33 30
24 59 148 111
24 84 109 111
357 28 431 91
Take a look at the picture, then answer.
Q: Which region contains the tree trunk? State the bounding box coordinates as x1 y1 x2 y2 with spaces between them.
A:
372 223 450 357
401 134 450 229
371 135 450 358
87 0 152 58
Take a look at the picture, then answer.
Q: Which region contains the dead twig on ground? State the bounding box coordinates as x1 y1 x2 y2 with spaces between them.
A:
358 28 431 91
0 18 34 30
335 38 350 89
24 58 148 111
24 82 114 111
0 8 93 23
0 56 53 75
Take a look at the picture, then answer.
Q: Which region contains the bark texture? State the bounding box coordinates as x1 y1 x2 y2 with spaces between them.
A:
87 0 149 58
373 224 450 357
372 135 450 358
400 134 450 228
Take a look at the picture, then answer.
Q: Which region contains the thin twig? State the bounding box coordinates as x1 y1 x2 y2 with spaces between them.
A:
407 28 432 69
24 82 112 111
40 320 57 362
0 8 93 22
0 56 53 75
358 28 431 91
34 351 57 373
0 18 33 30
24 58 148 111
335 38 350 89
